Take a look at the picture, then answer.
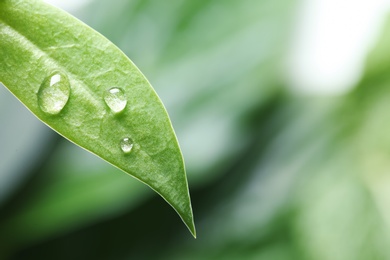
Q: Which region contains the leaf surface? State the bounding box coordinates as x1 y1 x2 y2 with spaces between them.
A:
0 0 195 237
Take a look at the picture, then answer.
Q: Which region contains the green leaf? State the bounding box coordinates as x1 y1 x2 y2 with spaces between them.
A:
0 0 195 237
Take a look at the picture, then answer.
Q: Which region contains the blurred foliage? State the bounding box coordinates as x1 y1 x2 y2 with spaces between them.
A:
2 0 390 259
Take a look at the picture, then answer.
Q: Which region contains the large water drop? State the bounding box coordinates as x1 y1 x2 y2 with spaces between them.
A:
38 71 70 115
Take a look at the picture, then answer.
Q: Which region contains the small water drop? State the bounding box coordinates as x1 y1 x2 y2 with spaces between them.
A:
38 71 70 115
104 87 127 113
120 137 134 154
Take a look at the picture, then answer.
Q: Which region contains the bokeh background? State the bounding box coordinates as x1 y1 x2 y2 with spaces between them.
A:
2 0 390 259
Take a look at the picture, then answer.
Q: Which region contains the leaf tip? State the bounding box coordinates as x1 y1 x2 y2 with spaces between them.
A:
188 220 197 239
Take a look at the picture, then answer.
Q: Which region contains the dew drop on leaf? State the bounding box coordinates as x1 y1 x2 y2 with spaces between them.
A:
120 137 133 154
104 87 127 113
38 71 70 115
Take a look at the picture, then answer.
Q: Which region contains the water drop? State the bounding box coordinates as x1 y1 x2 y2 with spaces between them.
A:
120 137 133 154
104 87 127 113
38 71 70 115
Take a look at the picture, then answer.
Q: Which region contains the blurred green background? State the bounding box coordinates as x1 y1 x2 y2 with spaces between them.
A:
2 0 390 259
